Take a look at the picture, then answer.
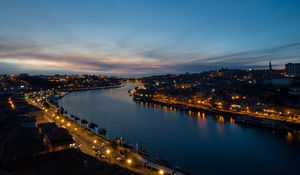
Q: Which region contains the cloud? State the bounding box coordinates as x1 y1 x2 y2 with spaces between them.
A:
0 38 300 75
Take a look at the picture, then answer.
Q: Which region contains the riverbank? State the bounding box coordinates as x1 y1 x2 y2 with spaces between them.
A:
55 84 300 175
133 97 300 133
62 84 125 94
45 87 191 175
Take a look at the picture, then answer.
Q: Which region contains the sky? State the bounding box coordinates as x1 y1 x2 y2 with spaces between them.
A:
0 0 300 76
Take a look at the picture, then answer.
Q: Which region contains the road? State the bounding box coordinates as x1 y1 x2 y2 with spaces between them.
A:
29 98 160 175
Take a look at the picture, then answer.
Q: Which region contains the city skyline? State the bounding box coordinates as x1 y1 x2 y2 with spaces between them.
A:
1 0 300 76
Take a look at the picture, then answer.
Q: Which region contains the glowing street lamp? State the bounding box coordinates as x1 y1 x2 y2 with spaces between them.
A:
93 139 97 144
159 170 164 175
106 149 111 154
126 158 132 165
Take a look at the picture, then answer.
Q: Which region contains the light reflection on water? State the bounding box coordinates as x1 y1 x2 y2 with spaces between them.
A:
59 83 300 175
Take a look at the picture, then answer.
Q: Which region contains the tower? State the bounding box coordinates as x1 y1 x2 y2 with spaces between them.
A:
269 61 272 71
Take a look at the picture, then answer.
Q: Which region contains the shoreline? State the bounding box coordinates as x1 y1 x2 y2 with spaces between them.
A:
133 97 300 133
47 85 191 175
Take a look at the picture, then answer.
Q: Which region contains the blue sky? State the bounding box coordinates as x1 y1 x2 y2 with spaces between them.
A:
0 0 300 76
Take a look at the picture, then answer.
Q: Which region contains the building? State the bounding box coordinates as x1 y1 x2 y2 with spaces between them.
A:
285 63 300 77
38 123 75 152
262 78 293 86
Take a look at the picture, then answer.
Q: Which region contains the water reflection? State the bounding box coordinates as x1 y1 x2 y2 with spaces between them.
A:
217 115 225 124
230 117 235 124
286 132 293 144
59 84 300 175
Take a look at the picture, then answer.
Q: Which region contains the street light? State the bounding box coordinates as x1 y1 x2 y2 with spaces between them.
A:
93 139 97 144
106 149 111 154
61 119 64 123
67 123 71 127
74 127 78 131
159 170 164 175
126 158 132 165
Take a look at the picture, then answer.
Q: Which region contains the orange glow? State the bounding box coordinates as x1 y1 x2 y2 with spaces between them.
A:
217 116 224 123
286 132 293 143
8 99 15 109
126 158 132 165
159 170 164 175
216 102 222 105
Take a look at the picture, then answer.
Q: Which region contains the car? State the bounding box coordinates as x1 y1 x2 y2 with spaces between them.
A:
100 154 107 159
116 157 123 161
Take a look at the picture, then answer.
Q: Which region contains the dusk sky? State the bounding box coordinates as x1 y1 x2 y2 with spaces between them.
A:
0 0 300 76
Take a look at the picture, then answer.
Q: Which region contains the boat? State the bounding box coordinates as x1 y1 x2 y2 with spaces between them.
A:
155 157 172 167
89 122 98 129
174 166 192 175
137 148 150 156
81 119 88 124
121 141 135 149
98 128 107 135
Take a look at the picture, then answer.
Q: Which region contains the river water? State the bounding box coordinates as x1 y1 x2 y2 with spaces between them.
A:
59 83 300 175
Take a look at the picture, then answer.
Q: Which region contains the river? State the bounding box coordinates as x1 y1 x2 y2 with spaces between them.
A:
59 83 300 175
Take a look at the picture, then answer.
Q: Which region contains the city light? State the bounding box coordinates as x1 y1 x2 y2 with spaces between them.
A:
0 40 300 175
106 149 111 154
8 99 15 110
126 158 132 165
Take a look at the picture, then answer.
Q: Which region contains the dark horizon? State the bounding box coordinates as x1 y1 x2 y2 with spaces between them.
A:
0 61 293 78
